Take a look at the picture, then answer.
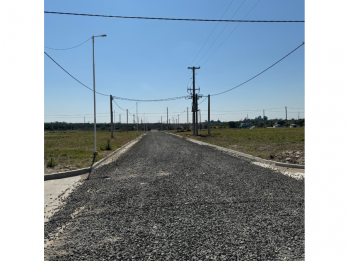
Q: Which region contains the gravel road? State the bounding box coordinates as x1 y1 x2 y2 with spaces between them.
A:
45 131 304 260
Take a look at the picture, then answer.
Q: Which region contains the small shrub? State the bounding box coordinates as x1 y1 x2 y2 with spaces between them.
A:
99 145 105 151
105 139 112 150
46 157 57 168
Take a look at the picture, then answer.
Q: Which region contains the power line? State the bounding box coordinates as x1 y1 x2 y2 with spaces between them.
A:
198 96 208 105
45 51 190 102
44 11 305 23
196 0 247 66
113 99 126 111
189 0 235 66
201 0 261 66
45 37 91 50
210 42 304 96
44 52 109 96
112 95 189 102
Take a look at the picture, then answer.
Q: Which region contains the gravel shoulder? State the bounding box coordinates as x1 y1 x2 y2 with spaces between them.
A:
45 131 304 260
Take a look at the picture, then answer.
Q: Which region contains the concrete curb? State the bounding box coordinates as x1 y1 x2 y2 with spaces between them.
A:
44 134 146 181
167 132 305 169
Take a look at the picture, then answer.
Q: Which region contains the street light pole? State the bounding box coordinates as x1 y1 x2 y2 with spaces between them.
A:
92 34 106 156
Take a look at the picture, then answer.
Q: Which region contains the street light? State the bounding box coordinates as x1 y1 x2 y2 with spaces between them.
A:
92 34 107 156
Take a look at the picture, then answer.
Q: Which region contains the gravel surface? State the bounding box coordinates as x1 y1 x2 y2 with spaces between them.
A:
45 131 304 260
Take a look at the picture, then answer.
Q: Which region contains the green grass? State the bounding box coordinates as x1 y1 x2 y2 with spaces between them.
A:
167 127 304 160
44 130 145 169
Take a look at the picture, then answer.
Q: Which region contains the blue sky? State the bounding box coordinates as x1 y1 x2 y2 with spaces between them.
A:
44 0 304 123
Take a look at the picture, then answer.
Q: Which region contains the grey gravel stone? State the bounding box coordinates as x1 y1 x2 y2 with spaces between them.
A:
45 131 304 260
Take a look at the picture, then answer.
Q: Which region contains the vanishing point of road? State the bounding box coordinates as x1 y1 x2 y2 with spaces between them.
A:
45 131 304 260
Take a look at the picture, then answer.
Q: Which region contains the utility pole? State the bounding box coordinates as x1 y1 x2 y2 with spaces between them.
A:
188 66 200 135
199 110 201 130
208 95 210 135
263 109 265 128
110 95 113 138
167 107 168 130
196 93 199 135
187 107 188 126
127 109 128 133
136 103 139 135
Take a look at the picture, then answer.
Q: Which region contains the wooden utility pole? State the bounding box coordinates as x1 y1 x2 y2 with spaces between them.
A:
196 93 199 135
208 95 210 135
110 95 113 138
188 66 200 135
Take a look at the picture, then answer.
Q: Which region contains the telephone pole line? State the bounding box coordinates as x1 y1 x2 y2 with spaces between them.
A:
188 66 200 135
187 107 188 126
110 95 113 138
208 95 211 135
136 103 139 135
263 109 265 128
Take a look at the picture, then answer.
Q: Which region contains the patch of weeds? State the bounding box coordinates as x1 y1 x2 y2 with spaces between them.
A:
105 139 112 150
99 145 105 151
46 157 57 168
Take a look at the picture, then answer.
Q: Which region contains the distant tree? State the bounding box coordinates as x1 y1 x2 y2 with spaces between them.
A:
228 121 237 128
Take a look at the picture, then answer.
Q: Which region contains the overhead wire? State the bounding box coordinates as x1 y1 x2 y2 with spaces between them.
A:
196 0 247 66
189 0 235 66
166 72 192 110
201 0 261 66
45 37 91 50
45 51 190 102
44 52 109 96
44 11 305 23
210 42 304 96
198 97 208 105
113 99 126 111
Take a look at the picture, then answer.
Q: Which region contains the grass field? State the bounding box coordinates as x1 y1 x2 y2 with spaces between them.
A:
166 127 305 161
44 130 145 171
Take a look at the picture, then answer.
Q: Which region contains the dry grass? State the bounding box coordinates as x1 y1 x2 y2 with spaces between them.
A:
44 130 145 170
166 127 305 160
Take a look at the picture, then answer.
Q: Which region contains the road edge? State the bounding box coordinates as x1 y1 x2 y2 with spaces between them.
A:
44 133 146 181
166 132 305 169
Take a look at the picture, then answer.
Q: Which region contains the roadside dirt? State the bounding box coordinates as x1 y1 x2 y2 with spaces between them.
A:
270 150 305 165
